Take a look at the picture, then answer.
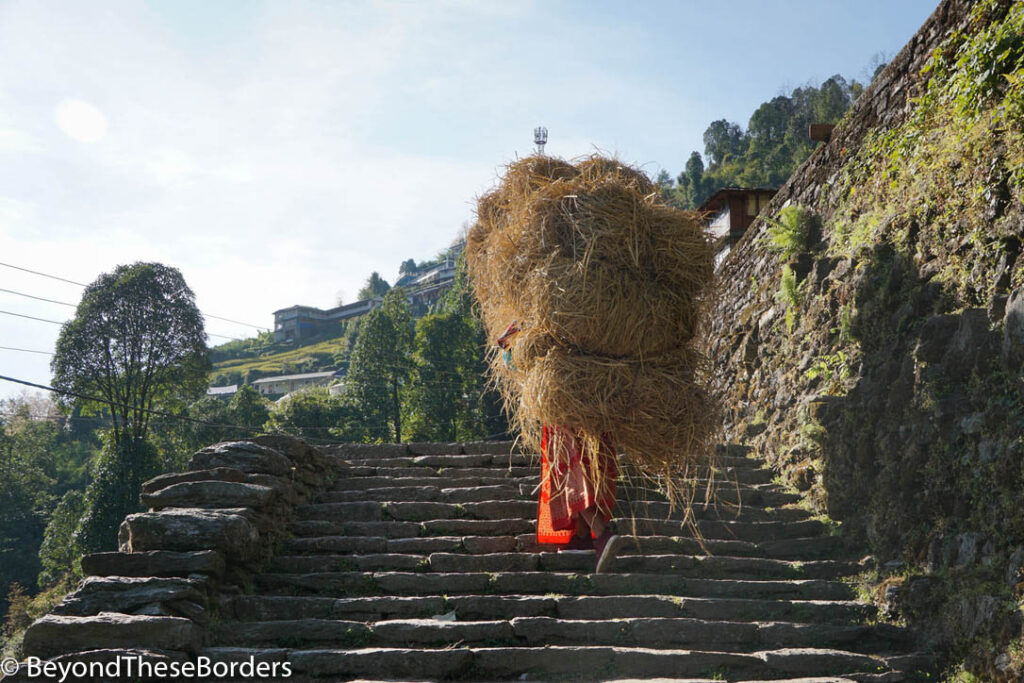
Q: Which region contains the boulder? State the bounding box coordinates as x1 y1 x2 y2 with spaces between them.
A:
22 613 201 659
189 441 292 476
81 550 225 578
141 467 246 495
118 509 260 560
140 480 278 511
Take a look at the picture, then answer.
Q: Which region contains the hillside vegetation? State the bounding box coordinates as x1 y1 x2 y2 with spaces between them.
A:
709 0 1024 677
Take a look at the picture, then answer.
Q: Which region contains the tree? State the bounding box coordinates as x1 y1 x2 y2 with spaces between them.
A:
399 259 418 276
356 272 391 300
264 387 361 442
703 119 745 167
37 490 86 587
345 288 413 441
406 312 474 441
228 385 270 435
51 262 209 551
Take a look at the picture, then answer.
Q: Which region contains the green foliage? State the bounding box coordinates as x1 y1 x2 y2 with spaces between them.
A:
210 334 353 387
345 288 414 442
264 387 362 443
674 75 863 207
405 311 478 441
804 351 852 396
228 385 270 433
776 265 807 335
37 490 86 587
767 205 816 257
75 435 160 554
51 262 210 447
356 271 391 301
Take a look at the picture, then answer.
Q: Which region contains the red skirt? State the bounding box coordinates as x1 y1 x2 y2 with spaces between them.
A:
536 425 617 545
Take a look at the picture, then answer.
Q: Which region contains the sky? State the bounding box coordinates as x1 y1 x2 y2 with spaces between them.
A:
0 0 938 400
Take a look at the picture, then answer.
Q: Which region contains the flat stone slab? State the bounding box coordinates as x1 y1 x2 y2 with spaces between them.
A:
141 480 277 511
81 550 224 578
141 467 246 494
189 441 292 476
119 508 260 560
22 612 200 659
52 576 207 617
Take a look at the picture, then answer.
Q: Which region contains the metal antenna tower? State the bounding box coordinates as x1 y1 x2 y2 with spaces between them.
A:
534 126 548 155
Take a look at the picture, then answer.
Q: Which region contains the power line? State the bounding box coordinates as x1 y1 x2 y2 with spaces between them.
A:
0 346 54 356
0 261 269 332
0 309 64 325
0 288 75 307
0 261 86 286
0 309 239 340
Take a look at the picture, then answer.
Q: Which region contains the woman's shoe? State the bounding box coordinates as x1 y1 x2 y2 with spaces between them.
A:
594 530 621 573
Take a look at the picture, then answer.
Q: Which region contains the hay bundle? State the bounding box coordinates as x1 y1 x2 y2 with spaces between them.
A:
467 154 719 499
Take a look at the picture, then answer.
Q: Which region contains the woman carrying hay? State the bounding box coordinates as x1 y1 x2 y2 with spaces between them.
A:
497 321 622 572
469 155 717 575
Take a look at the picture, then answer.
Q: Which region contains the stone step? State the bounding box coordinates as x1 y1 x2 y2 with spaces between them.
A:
319 483 814 523
225 593 875 625
208 616 911 654
296 497 812 528
199 645 895 680
333 460 775 486
282 532 847 565
331 451 766 471
254 571 856 601
269 552 861 580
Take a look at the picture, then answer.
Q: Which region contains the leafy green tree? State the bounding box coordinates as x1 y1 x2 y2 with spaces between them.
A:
406 311 475 441
264 387 362 442
346 288 413 441
228 385 270 435
37 490 87 587
51 262 209 552
357 272 391 300
435 254 509 440
0 415 53 613
399 259 418 276
702 119 745 166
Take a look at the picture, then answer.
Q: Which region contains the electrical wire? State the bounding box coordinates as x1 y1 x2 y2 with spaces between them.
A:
0 261 269 332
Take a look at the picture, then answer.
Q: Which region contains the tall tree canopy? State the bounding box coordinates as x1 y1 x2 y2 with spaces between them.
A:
345 288 413 441
52 262 209 446
51 262 209 552
672 74 864 208
357 272 391 301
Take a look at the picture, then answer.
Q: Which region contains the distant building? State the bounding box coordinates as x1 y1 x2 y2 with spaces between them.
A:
251 370 344 399
396 242 463 311
698 187 777 268
273 298 382 342
206 384 238 399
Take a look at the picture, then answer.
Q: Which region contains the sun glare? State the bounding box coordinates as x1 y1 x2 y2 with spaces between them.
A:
54 98 108 143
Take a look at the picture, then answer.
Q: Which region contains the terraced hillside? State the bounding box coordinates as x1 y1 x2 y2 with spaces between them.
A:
203 441 934 681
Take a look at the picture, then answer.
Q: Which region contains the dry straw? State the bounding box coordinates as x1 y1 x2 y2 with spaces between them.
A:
467 154 720 514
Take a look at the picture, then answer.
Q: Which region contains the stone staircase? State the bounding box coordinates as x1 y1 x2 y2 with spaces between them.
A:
206 442 932 681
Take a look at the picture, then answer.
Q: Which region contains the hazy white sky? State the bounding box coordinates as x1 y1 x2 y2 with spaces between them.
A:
1 0 937 399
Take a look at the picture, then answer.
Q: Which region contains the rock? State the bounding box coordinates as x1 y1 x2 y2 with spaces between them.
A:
52 576 207 617
792 465 815 491
141 468 246 495
913 314 959 364
22 612 201 659
945 308 998 380
1003 286 1024 365
189 441 293 476
956 533 980 567
1006 547 1024 587
118 508 260 560
81 550 225 578
140 480 278 511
